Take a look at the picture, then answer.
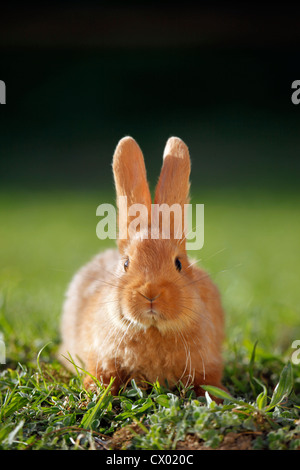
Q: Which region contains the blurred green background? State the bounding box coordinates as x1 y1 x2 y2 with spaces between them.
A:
0 3 299 360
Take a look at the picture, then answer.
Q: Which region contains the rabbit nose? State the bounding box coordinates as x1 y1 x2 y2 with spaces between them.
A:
137 291 161 302
137 281 161 303
137 282 161 302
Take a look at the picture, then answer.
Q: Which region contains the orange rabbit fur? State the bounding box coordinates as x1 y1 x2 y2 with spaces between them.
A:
59 136 225 399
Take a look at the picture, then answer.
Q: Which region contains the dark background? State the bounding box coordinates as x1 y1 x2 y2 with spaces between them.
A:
1 2 300 193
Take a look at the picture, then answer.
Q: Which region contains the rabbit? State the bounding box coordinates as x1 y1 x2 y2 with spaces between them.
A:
59 136 225 399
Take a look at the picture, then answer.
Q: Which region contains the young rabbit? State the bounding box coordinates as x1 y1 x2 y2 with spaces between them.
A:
59 136 225 398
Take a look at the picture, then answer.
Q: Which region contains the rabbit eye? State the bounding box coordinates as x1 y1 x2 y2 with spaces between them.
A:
124 258 130 271
175 257 182 272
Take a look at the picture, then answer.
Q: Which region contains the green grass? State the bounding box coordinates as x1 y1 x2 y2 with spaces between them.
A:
0 188 300 450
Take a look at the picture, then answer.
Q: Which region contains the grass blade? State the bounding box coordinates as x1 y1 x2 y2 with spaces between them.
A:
265 362 293 411
80 377 115 429
253 377 268 410
248 340 259 396
201 385 234 401
36 342 52 390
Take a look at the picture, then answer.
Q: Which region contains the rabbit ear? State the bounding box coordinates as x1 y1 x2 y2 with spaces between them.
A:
112 136 152 252
154 137 191 244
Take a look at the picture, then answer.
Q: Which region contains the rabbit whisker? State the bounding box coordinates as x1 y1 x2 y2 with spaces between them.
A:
183 263 242 289
178 331 193 389
177 331 189 384
113 318 134 382
186 258 202 269
52 267 128 293
95 299 120 306
177 221 204 246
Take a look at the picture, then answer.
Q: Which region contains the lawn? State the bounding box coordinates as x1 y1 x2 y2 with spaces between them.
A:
0 187 300 450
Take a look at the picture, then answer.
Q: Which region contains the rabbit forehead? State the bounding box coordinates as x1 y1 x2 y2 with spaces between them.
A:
126 236 184 265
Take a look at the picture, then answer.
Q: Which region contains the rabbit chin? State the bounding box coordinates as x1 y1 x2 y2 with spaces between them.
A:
120 304 186 335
